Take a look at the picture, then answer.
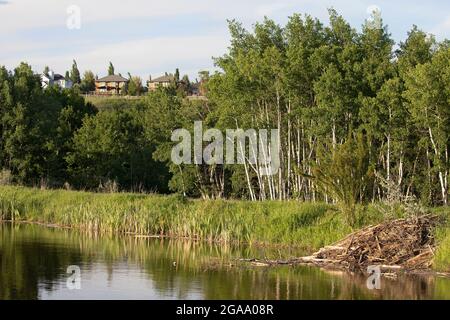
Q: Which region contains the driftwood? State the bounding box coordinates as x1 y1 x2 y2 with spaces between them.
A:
240 215 442 273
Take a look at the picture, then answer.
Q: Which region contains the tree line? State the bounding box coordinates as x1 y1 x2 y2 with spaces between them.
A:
0 9 449 207
200 9 448 206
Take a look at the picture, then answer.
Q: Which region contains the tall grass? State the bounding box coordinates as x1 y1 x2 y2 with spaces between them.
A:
435 229 450 272
432 206 450 272
0 186 353 249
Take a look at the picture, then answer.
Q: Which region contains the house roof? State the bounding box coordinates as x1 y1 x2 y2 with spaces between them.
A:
149 74 174 83
53 74 65 81
96 75 129 82
42 73 65 81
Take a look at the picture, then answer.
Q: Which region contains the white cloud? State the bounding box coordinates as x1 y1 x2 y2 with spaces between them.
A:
255 2 300 19
432 15 450 39
0 0 325 34
0 0 205 33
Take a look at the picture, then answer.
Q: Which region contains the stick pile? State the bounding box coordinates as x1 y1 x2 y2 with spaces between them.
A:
305 215 440 271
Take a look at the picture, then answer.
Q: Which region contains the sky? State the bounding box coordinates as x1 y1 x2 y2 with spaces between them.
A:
1 0 450 81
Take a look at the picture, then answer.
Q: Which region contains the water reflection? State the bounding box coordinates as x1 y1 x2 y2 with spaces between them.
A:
0 222 449 300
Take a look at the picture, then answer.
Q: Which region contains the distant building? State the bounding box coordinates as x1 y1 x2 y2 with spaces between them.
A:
41 70 73 89
189 82 200 96
147 72 207 97
147 74 175 91
95 74 129 95
187 80 207 97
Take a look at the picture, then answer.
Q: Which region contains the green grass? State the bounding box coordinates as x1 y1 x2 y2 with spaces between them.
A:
0 186 352 249
84 95 145 111
432 207 450 272
0 186 448 271
435 229 450 272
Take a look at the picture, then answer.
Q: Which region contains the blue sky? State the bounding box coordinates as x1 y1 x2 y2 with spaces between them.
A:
1 0 450 81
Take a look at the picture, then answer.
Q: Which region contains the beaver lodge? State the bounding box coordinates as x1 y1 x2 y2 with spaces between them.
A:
244 215 443 274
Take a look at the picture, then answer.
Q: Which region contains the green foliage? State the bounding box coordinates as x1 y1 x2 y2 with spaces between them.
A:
403 47 450 205
308 133 373 226
70 59 81 85
435 227 450 272
80 70 95 93
206 10 448 208
0 63 96 186
127 73 144 96
108 62 115 76
174 68 180 82
67 108 169 192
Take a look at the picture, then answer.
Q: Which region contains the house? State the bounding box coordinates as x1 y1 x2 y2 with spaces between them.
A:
186 82 208 101
41 70 73 89
147 74 175 91
189 82 200 96
146 72 207 97
95 74 129 95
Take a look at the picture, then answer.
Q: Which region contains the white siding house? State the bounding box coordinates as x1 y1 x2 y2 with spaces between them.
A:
41 70 73 89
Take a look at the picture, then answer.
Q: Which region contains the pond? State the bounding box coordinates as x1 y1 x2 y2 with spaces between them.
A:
0 222 449 300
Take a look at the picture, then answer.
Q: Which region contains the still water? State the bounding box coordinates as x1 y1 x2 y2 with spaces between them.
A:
1 222 449 300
